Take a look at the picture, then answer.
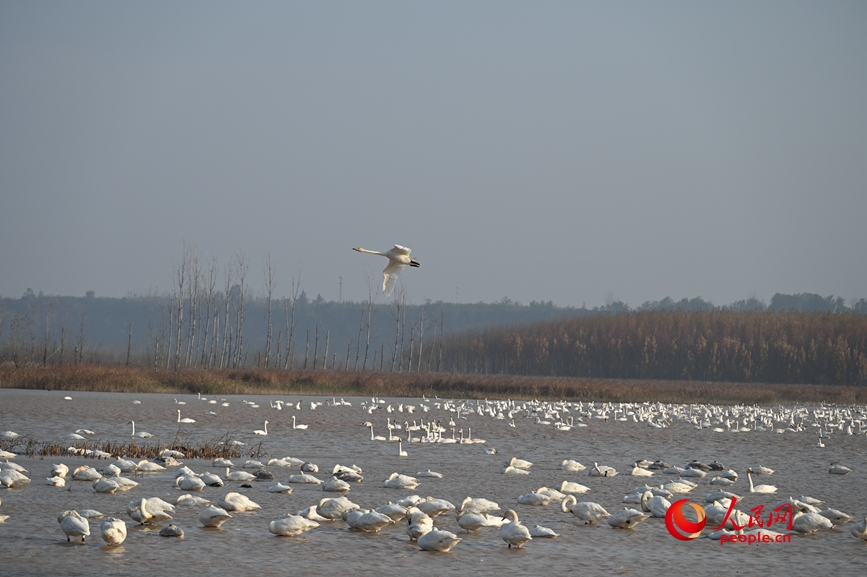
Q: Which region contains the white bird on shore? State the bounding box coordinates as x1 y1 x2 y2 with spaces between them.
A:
353 245 420 297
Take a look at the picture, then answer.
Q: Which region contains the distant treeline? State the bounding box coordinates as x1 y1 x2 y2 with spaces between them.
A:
1 287 865 386
438 310 867 386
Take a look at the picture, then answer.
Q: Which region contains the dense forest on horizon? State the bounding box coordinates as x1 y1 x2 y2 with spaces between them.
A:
1 289 865 386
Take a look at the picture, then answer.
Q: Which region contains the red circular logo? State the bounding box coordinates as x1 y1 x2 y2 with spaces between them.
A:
665 499 707 540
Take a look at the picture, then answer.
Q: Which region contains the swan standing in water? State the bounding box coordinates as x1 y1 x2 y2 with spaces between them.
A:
292 416 308 429
397 439 409 457
500 509 532 548
59 510 90 542
99 517 127 545
352 245 420 297
560 495 610 523
253 421 269 435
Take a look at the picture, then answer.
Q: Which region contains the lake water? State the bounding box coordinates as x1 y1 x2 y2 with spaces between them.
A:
1 388 866 576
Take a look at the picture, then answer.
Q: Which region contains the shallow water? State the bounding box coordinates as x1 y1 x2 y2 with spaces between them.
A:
1 388 866 577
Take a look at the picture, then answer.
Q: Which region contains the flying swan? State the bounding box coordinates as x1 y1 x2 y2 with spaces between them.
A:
353 245 420 297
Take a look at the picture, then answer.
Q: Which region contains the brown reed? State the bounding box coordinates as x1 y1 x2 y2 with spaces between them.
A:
1 363 865 406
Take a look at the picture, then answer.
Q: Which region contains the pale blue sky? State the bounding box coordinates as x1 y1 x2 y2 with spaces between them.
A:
1 1 865 307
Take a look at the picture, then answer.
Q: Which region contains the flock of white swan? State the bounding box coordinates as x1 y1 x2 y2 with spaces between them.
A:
1 392 866 553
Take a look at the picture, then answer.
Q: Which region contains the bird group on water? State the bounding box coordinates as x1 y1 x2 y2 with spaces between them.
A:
1 392 865 553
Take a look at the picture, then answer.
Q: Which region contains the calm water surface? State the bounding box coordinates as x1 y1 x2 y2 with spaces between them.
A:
1 389 866 577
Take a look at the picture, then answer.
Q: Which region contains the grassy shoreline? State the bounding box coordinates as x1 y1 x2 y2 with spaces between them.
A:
2 364 866 405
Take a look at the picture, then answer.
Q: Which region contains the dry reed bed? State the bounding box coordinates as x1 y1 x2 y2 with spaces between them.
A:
2 364 866 405
1 432 244 460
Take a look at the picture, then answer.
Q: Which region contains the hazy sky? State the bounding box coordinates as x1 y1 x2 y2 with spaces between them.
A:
2 1 865 308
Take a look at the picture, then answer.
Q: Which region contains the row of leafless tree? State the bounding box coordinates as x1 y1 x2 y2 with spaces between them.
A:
151 244 443 373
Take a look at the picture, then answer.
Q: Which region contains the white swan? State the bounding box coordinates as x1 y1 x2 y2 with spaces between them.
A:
345 509 394 533
416 498 455 518
383 472 419 489
559 480 591 494
129 421 153 438
559 459 586 472
322 476 351 492
353 245 420 297
529 524 559 538
791 511 833 533
456 510 489 532
850 517 867 540
268 483 292 495
59 510 90 542
459 496 500 515
99 517 127 545
177 410 196 424
269 515 319 537
398 439 408 457
406 511 433 541
217 492 261 512
747 469 777 494
127 497 174 525
72 466 102 481
288 473 322 484
500 509 532 548
561 495 610 523
317 496 360 520
198 505 232 528
225 467 256 482
507 456 533 469
607 508 649 528
253 421 269 435
417 529 462 552
292 415 308 430
829 462 852 475
367 423 386 441
517 491 552 506
92 479 119 494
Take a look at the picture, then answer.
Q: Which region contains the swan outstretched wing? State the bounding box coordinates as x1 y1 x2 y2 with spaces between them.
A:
391 245 411 256
382 261 406 296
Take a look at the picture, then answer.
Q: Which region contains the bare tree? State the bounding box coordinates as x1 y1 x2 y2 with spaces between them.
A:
184 244 202 367
172 242 188 370
416 304 426 372
201 252 219 367
232 253 249 368
390 286 407 371
219 260 235 369
263 252 276 368
283 271 301 369
361 272 378 371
